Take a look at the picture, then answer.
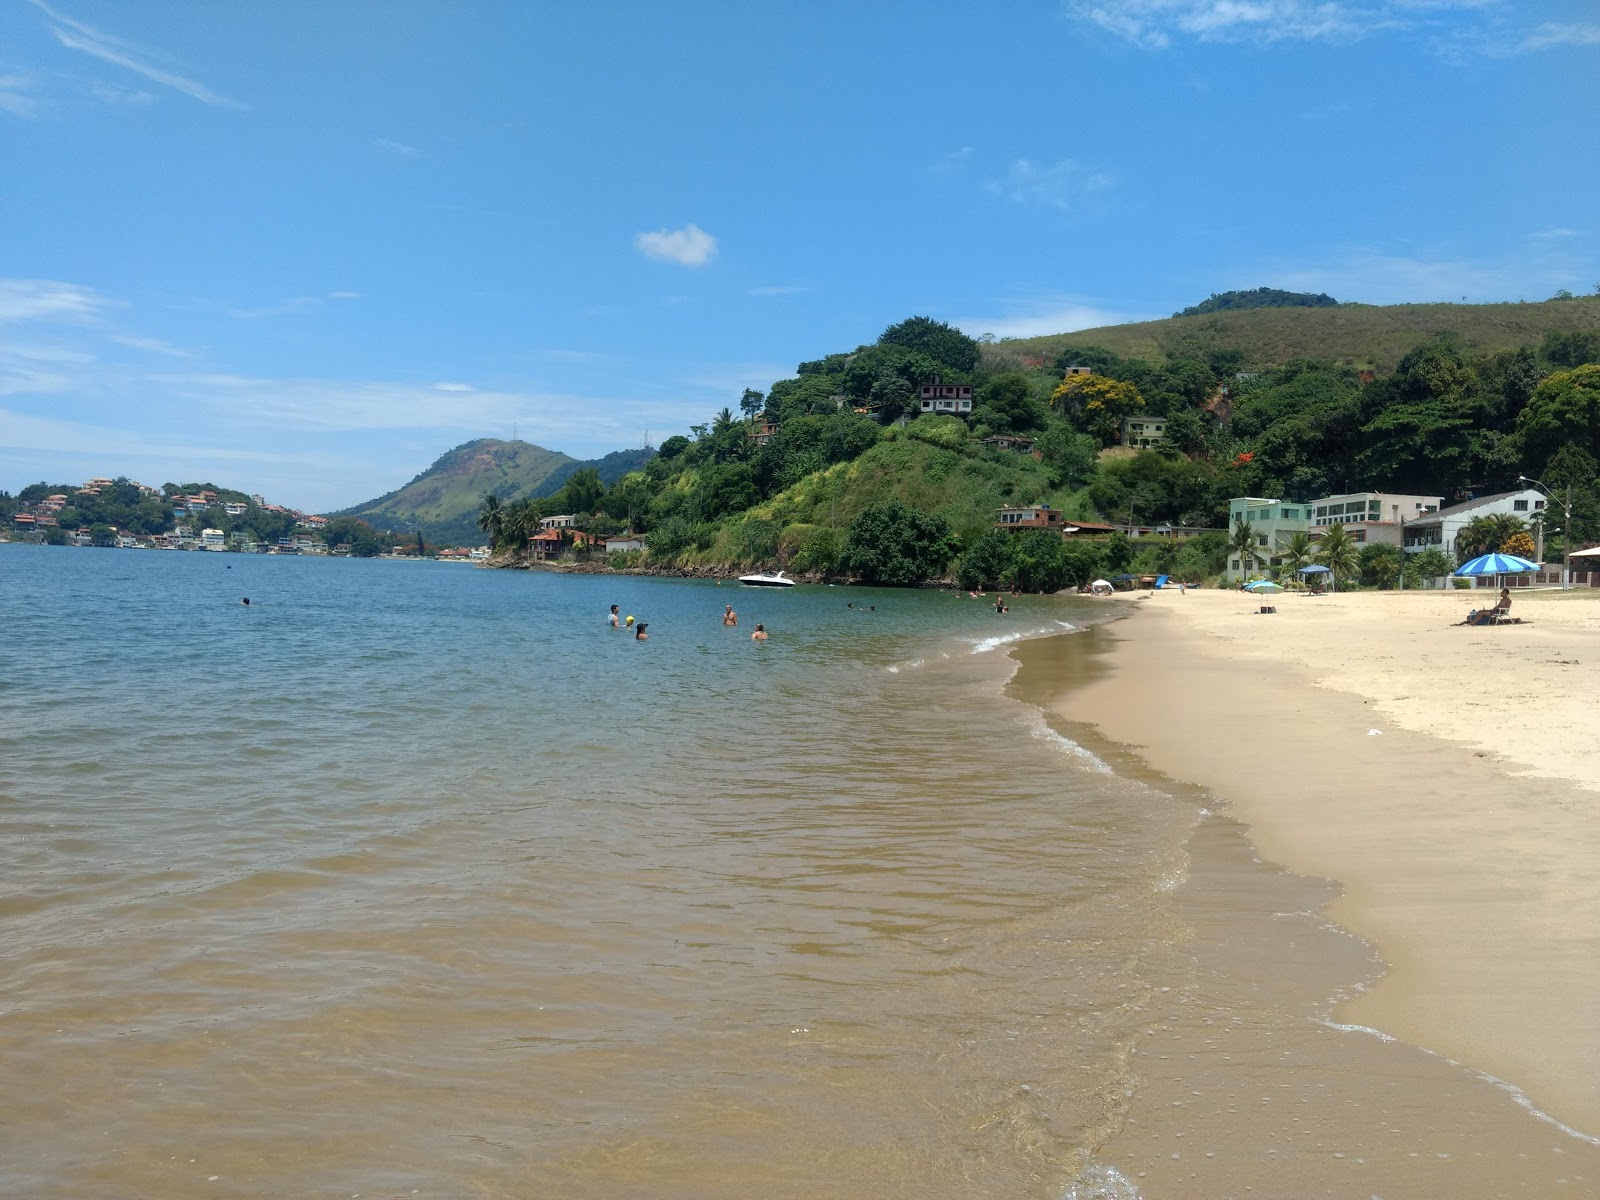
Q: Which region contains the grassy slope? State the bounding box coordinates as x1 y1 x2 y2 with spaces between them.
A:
991 297 1600 373
692 435 1092 567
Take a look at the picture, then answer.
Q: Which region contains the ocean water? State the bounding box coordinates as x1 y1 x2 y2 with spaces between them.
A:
2 546 1595 1199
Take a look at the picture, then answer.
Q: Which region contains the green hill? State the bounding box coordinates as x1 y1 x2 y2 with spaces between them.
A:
334 438 653 544
993 296 1600 375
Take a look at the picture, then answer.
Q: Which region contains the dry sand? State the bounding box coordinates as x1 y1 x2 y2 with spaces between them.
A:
1054 586 1600 1138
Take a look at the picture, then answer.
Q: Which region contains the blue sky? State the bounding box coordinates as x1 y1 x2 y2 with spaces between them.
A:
3 0 1597 512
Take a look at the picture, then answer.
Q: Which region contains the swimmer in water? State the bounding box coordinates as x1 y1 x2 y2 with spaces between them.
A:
635 622 648 640
751 624 768 641
609 604 620 628
723 604 737 626
241 597 250 606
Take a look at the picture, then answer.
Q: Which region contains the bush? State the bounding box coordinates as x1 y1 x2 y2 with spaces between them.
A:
839 500 957 586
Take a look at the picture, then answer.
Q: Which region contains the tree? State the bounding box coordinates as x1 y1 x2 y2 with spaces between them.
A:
1007 529 1074 592
1033 425 1100 489
1517 364 1600 474
1317 523 1360 590
415 531 426 557
838 500 957 586
1052 374 1145 446
1359 542 1402 589
739 388 765 419
1280 530 1315 578
697 462 759 521
1455 513 1527 562
878 316 980 373
957 528 1013 589
1102 530 1134 576
1229 518 1258 577
974 373 1047 433
477 493 504 544
1501 530 1537 559
1410 547 1454 585
562 467 605 515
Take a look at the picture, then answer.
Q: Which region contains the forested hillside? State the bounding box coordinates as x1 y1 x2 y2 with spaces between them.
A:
478 306 1600 591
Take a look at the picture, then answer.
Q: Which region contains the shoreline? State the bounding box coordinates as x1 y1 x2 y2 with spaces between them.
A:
1046 591 1600 1139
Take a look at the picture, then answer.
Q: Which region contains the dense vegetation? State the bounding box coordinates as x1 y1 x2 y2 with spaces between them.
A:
1177 288 1339 317
479 310 1600 590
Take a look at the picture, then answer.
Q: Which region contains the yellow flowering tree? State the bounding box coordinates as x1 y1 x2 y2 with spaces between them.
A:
1501 530 1537 560
1051 374 1145 446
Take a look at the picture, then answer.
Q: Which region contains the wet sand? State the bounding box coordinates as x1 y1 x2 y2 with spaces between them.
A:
1049 588 1600 1144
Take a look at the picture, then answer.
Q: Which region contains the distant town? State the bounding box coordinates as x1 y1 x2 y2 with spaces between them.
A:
1 477 488 559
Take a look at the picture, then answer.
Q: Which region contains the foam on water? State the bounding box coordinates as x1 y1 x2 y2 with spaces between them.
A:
1025 709 1114 774
1059 1160 1142 1200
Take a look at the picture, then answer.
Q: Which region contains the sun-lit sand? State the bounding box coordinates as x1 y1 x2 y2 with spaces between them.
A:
1054 584 1600 1137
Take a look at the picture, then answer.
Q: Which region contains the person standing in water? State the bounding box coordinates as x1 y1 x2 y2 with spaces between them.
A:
609 604 620 629
723 604 738 626
635 622 649 640
751 624 768 641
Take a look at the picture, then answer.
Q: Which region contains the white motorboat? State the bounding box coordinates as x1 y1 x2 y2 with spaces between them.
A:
738 570 796 587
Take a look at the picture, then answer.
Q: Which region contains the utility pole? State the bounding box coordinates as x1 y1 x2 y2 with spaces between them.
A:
1519 475 1572 590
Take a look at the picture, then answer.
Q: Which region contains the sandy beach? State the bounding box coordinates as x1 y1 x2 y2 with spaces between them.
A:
1053 585 1600 1140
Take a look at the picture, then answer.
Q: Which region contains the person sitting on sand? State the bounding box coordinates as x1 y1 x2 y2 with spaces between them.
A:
1465 588 1512 626
635 622 648 640
723 604 737 626
751 624 768 641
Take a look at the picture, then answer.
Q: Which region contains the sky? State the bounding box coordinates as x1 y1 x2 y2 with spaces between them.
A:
3 0 1598 512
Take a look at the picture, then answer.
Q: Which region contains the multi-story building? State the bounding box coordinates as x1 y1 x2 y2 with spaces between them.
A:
1121 415 1167 449
918 375 973 415
1402 489 1547 560
995 504 1069 531
1310 491 1441 545
1224 497 1311 580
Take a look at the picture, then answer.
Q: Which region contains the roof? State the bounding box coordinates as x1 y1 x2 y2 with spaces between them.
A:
1410 490 1535 523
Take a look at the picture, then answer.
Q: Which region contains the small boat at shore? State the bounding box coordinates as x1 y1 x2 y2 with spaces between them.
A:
739 570 795 588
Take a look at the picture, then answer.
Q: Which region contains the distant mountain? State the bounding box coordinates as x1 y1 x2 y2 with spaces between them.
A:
991 296 1600 375
332 438 654 544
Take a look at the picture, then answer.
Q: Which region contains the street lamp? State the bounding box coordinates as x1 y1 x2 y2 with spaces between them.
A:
1518 475 1573 590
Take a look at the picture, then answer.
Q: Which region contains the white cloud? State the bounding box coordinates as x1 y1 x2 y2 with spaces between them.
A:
225 291 357 319
987 159 1114 210
109 334 189 357
0 74 39 117
748 284 811 297
374 138 421 157
1515 22 1600 51
634 223 718 267
32 0 245 108
0 279 110 323
952 299 1151 340
433 381 474 392
1061 0 1503 48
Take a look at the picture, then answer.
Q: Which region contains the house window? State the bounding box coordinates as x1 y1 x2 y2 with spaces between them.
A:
1535 500 1546 509
1256 535 1268 547
1514 499 1529 511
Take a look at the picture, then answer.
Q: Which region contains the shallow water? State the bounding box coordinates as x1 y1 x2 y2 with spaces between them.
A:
1 546 1593 1198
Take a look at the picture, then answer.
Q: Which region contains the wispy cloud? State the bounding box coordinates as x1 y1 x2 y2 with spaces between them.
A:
1064 0 1600 56
109 334 189 357
374 138 421 157
0 74 39 117
683 363 794 395
953 297 1151 340
0 279 111 323
31 0 245 108
432 381 474 392
929 145 974 173
747 284 812 297
987 159 1114 210
634 223 718 267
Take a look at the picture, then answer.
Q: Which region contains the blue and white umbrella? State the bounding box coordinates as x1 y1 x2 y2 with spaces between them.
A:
1454 553 1539 577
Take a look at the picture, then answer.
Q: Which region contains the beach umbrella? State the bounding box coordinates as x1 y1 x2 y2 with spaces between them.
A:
1297 564 1332 575
1244 580 1284 593
1090 579 1112 588
1453 553 1538 576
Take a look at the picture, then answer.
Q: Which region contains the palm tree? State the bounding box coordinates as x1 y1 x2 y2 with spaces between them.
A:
1455 513 1528 563
502 499 538 557
1317 523 1360 591
1229 517 1258 580
1280 530 1315 582
477 493 504 546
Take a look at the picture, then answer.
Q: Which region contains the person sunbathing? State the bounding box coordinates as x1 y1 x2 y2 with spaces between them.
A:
1465 588 1511 625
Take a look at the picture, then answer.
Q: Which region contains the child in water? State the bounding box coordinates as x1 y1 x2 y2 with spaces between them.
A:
751 624 768 641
